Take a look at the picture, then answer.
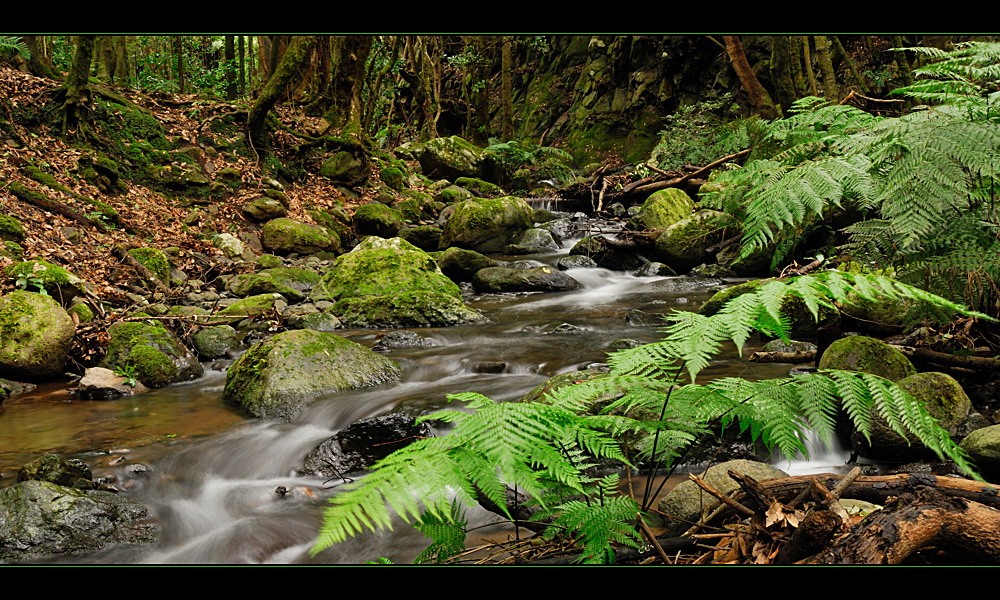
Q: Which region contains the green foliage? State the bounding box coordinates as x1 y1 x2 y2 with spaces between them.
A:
413 500 468 564
700 43 1000 306
0 36 29 60
113 363 138 387
313 271 984 564
650 94 748 172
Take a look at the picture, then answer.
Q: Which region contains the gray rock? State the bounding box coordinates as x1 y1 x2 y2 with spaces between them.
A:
299 413 433 477
473 266 582 294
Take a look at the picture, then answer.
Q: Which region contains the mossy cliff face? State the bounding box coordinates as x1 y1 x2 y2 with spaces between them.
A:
0 291 75 380
439 196 534 253
99 319 203 388
222 329 401 420
310 237 485 327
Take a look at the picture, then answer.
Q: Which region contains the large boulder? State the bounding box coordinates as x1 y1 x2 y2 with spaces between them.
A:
0 480 158 562
0 291 75 380
319 150 369 186
699 279 840 339
261 218 340 256
505 228 560 255
222 329 401 420
653 209 740 273
354 204 403 239
864 372 973 461
310 237 485 328
419 135 484 180
627 188 695 236
472 266 583 294
817 335 916 382
99 318 203 388
436 247 498 282
299 413 433 477
439 197 534 253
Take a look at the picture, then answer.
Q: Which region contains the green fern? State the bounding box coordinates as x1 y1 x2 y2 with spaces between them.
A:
312 271 986 563
0 36 29 60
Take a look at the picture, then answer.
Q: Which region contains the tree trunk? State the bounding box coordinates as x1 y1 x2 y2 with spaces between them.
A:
802 35 818 97
363 36 401 134
224 35 237 101
62 35 96 135
723 35 781 120
501 36 514 140
247 35 318 150
23 35 59 79
173 36 186 94
238 35 246 96
788 36 807 98
325 36 372 136
833 36 867 94
814 35 838 102
770 36 797 114
470 36 491 145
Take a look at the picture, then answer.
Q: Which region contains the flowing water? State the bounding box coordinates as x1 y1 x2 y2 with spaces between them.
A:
0 233 848 564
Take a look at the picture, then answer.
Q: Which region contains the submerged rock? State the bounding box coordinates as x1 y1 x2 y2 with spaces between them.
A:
223 329 401 420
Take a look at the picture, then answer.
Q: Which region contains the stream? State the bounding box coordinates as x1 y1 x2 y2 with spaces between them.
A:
0 229 851 564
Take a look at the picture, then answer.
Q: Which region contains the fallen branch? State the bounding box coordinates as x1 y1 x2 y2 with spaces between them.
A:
891 345 1000 375
628 149 750 198
111 244 169 294
748 350 816 364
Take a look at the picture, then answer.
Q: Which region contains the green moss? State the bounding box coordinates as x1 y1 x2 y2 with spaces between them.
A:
128 247 170 286
5 260 81 297
454 177 504 197
67 302 94 323
818 336 916 382
381 166 406 191
0 214 25 243
25 166 71 194
126 344 177 388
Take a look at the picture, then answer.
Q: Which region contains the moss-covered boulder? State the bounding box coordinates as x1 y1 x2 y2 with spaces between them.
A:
128 247 170 287
505 228 560 255
242 197 288 223
261 218 340 256
354 203 403 239
222 329 401 420
568 236 645 271
320 150 369 186
435 247 498 282
310 237 485 328
472 266 583 294
864 372 972 461
192 325 241 359
454 177 504 197
100 319 202 388
419 135 484 180
0 214 25 243
653 209 740 273
380 165 407 191
0 291 75 380
960 425 1000 479
225 268 321 302
439 196 534 253
698 279 840 339
434 184 474 205
215 293 284 327
627 188 695 235
5 260 86 300
818 335 916 382
398 225 442 252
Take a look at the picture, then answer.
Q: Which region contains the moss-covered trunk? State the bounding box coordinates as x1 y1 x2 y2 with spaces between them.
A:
770 35 797 114
61 35 96 135
247 35 318 149
814 35 839 102
724 35 781 120
324 36 372 136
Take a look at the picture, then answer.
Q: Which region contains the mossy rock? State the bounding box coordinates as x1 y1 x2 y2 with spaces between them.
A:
5 260 86 301
67 302 94 323
521 368 614 404
398 225 442 252
505 228 559 255
454 177 504 197
310 237 484 328
435 247 498 282
222 329 401 420
863 372 972 461
434 185 474 205
261 218 340 255
439 196 534 253
0 214 25 243
192 325 240 359
2 241 24 260
818 335 916 382
319 150 369 186
0 291 75 380
568 236 645 271
960 425 1000 478
354 204 403 239
472 266 582 294
716 241 774 277
380 165 407 191
127 248 170 287
215 293 283 326
419 135 484 180
226 268 321 302
653 209 740 273
699 279 840 339
242 197 288 223
99 319 202 387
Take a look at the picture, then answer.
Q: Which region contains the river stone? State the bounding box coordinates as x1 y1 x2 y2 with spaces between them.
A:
505 228 559 255
78 366 150 400
557 254 598 270
863 372 973 461
634 262 677 277
439 196 534 253
192 325 241 359
419 135 484 180
0 290 75 380
18 454 93 489
354 203 403 239
472 266 582 294
223 329 401 420
311 237 485 328
818 336 916 382
0 480 159 562
100 319 203 388
568 236 645 271
372 330 438 352
436 247 498 282
656 460 788 536
960 425 1000 478
654 210 740 273
299 413 433 477
627 188 695 235
261 218 340 256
